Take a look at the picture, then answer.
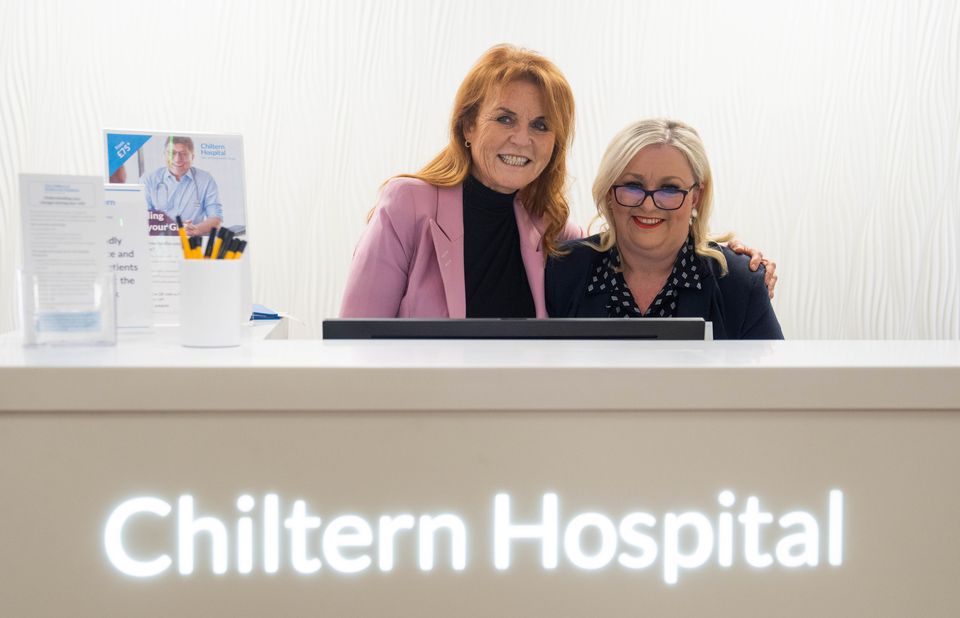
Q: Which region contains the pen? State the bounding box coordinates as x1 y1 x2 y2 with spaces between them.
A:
227 239 247 259
216 229 235 260
224 237 240 260
189 236 203 259
203 227 218 259
211 227 227 260
175 216 190 259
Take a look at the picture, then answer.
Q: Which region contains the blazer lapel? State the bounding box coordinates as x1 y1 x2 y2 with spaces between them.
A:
676 285 713 320
429 185 466 318
677 263 725 337
514 197 549 318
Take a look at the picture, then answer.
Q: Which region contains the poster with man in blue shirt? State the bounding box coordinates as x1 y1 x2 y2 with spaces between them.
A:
105 130 246 238
140 136 223 237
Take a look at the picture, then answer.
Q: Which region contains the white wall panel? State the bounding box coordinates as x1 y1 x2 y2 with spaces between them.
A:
1 0 957 338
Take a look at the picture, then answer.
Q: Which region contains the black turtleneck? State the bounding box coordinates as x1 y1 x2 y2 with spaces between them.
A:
462 175 536 318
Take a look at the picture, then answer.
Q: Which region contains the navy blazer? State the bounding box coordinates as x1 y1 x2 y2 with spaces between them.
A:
545 236 784 339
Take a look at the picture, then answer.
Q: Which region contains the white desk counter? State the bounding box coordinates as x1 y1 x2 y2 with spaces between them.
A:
2 335 958 411
2 334 960 617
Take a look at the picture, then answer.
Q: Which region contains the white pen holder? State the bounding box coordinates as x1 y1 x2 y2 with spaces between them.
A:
179 259 245 347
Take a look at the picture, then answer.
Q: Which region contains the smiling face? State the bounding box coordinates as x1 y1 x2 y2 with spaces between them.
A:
166 142 194 179
609 144 700 264
462 80 555 194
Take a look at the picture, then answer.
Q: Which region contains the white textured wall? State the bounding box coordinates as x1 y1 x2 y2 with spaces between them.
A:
1 0 958 339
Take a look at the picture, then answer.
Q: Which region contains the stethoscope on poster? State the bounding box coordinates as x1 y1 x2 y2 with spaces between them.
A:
154 172 203 215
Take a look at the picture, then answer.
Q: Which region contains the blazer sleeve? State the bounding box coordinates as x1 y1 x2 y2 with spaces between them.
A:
544 222 584 316
740 264 785 339
339 181 417 317
545 257 563 317
545 242 592 317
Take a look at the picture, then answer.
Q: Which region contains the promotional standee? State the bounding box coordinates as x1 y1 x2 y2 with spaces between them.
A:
104 130 249 324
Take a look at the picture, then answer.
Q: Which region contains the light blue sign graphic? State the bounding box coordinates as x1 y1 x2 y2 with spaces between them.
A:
107 133 152 176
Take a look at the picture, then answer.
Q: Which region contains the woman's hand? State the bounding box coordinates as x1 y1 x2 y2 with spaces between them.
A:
727 239 778 299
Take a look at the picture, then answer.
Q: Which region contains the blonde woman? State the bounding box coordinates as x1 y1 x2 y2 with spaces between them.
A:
546 118 783 339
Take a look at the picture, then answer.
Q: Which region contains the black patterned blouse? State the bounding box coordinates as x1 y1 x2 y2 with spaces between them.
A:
586 236 703 318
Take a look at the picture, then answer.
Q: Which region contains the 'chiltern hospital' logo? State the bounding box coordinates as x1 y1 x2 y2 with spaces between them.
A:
105 490 844 585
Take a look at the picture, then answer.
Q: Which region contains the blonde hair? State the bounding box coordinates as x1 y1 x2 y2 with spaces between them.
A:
589 118 732 275
383 44 576 257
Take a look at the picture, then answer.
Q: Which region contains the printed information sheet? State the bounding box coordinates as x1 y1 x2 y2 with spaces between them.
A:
104 184 152 328
19 174 110 339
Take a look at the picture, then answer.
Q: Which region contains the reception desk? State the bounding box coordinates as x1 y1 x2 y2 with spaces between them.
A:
2 333 959 616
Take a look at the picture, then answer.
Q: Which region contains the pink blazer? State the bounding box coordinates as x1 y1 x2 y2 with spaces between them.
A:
340 178 582 318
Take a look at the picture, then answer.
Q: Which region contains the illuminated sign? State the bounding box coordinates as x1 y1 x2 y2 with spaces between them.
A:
105 490 843 584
